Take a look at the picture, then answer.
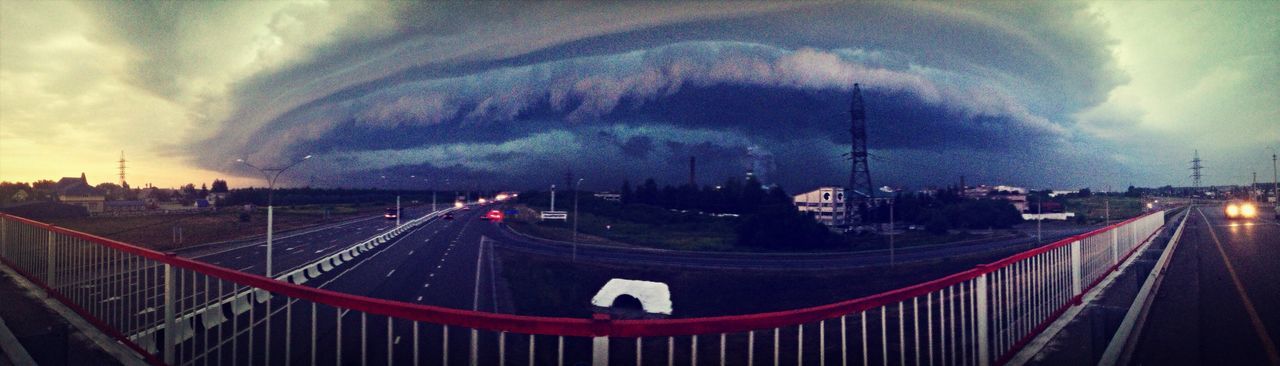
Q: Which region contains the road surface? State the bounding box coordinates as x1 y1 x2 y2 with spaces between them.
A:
1132 205 1280 365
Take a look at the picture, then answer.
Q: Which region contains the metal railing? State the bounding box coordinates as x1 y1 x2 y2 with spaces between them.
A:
0 210 1166 365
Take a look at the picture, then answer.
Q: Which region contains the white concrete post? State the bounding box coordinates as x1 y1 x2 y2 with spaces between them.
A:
592 337 609 366
162 263 177 364
46 231 55 286
976 273 991 366
1070 241 1083 296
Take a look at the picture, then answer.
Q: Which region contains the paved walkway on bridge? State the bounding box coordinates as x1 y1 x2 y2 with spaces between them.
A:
0 266 123 365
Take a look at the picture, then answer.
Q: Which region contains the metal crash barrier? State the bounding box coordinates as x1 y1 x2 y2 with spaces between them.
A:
0 210 1165 365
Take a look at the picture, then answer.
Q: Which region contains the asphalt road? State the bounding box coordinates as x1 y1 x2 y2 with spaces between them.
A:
1132 205 1280 366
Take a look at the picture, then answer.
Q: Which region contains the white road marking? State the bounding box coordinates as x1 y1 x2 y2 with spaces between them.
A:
429 273 434 277
386 270 396 277
408 250 414 255
100 296 121 304
417 296 424 301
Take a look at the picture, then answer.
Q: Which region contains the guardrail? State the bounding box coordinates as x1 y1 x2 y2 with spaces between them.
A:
0 209 1166 365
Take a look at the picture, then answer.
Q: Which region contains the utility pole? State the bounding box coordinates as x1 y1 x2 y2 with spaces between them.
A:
847 84 873 223
1272 149 1278 204
888 198 895 267
550 184 556 212
573 178 584 263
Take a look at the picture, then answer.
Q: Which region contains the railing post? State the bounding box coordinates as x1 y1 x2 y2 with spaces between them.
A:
1070 240 1082 296
1110 229 1119 265
1 216 7 259
162 262 177 365
976 272 991 366
592 313 611 366
46 230 55 287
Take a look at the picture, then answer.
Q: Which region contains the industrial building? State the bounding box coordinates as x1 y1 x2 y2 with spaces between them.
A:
793 186 850 227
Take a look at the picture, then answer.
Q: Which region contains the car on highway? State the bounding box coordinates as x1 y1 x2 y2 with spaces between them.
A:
443 212 454 220
486 209 504 221
1224 200 1258 219
383 207 399 220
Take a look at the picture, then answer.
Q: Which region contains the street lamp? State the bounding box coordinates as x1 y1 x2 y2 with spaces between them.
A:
236 154 311 278
573 178 584 263
1269 147 1278 204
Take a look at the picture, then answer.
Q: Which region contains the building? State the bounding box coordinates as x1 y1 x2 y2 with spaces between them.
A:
54 173 105 213
793 186 849 227
593 192 622 202
104 200 146 213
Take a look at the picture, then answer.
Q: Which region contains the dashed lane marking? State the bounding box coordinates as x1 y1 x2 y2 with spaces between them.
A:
386 270 395 277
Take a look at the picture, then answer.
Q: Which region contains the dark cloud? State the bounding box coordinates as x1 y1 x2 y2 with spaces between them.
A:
176 2 1131 190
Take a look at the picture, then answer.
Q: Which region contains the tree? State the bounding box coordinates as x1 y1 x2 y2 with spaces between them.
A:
199 183 209 198
211 179 229 193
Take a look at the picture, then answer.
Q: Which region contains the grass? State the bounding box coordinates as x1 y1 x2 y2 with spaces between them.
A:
1059 196 1146 224
505 204 739 251
42 203 389 251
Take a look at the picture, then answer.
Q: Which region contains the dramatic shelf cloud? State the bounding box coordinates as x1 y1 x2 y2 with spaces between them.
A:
2 1 1276 190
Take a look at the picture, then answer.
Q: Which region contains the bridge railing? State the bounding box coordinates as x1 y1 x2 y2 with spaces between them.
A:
0 210 1166 365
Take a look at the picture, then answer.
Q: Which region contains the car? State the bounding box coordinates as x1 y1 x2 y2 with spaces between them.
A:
1224 200 1258 219
383 207 399 220
486 210 504 221
443 212 455 220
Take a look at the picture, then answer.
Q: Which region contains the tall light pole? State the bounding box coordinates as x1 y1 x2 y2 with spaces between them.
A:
236 154 311 278
1269 147 1278 204
572 178 584 262
888 198 895 267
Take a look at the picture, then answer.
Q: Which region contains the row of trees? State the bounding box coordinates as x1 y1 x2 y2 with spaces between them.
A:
617 177 841 250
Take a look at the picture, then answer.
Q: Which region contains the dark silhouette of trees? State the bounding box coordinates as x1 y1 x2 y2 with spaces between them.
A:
211 179 229 193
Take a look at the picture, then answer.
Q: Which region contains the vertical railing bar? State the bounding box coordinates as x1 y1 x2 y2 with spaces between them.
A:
412 321 419 366
529 334 536 366
361 312 368 366
960 281 967 366
928 292 934 366
443 325 450 366
637 337 643 366
842 316 848 366
500 332 506 366
692 334 699 366
773 329 779 366
337 309 344 366
861 312 868 366
670 336 676 366
748 331 755 366
311 303 318 366
388 317 394 366
899 302 906 366
720 333 727 366
880 307 887 366
470 328 479 366
796 325 802 366
914 297 921 366
557 335 564 366
820 321 826 366
285 298 293 366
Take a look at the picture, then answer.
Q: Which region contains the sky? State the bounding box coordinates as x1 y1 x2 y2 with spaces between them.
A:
1 1 1277 192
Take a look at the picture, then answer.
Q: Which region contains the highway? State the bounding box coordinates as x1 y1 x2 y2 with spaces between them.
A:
1132 204 1280 365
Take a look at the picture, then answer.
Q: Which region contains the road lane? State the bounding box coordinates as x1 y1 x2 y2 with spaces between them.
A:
1133 205 1280 365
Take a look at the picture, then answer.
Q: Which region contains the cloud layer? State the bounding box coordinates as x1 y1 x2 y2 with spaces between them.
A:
3 1 1276 190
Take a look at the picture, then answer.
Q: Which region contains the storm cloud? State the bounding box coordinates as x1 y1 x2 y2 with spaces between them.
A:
4 1 1275 190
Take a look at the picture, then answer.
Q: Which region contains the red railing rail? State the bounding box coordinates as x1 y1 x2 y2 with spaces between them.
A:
0 208 1170 365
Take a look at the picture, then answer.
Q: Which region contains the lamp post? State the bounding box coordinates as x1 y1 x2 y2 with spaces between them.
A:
1269 147 1278 204
236 154 311 278
573 178 584 263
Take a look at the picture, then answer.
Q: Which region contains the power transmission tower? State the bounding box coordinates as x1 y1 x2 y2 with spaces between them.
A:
1190 150 1204 191
118 151 127 186
847 83 873 223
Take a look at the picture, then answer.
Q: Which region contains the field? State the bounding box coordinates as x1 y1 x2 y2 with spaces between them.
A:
1060 196 1147 224
504 204 739 251
39 204 388 251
